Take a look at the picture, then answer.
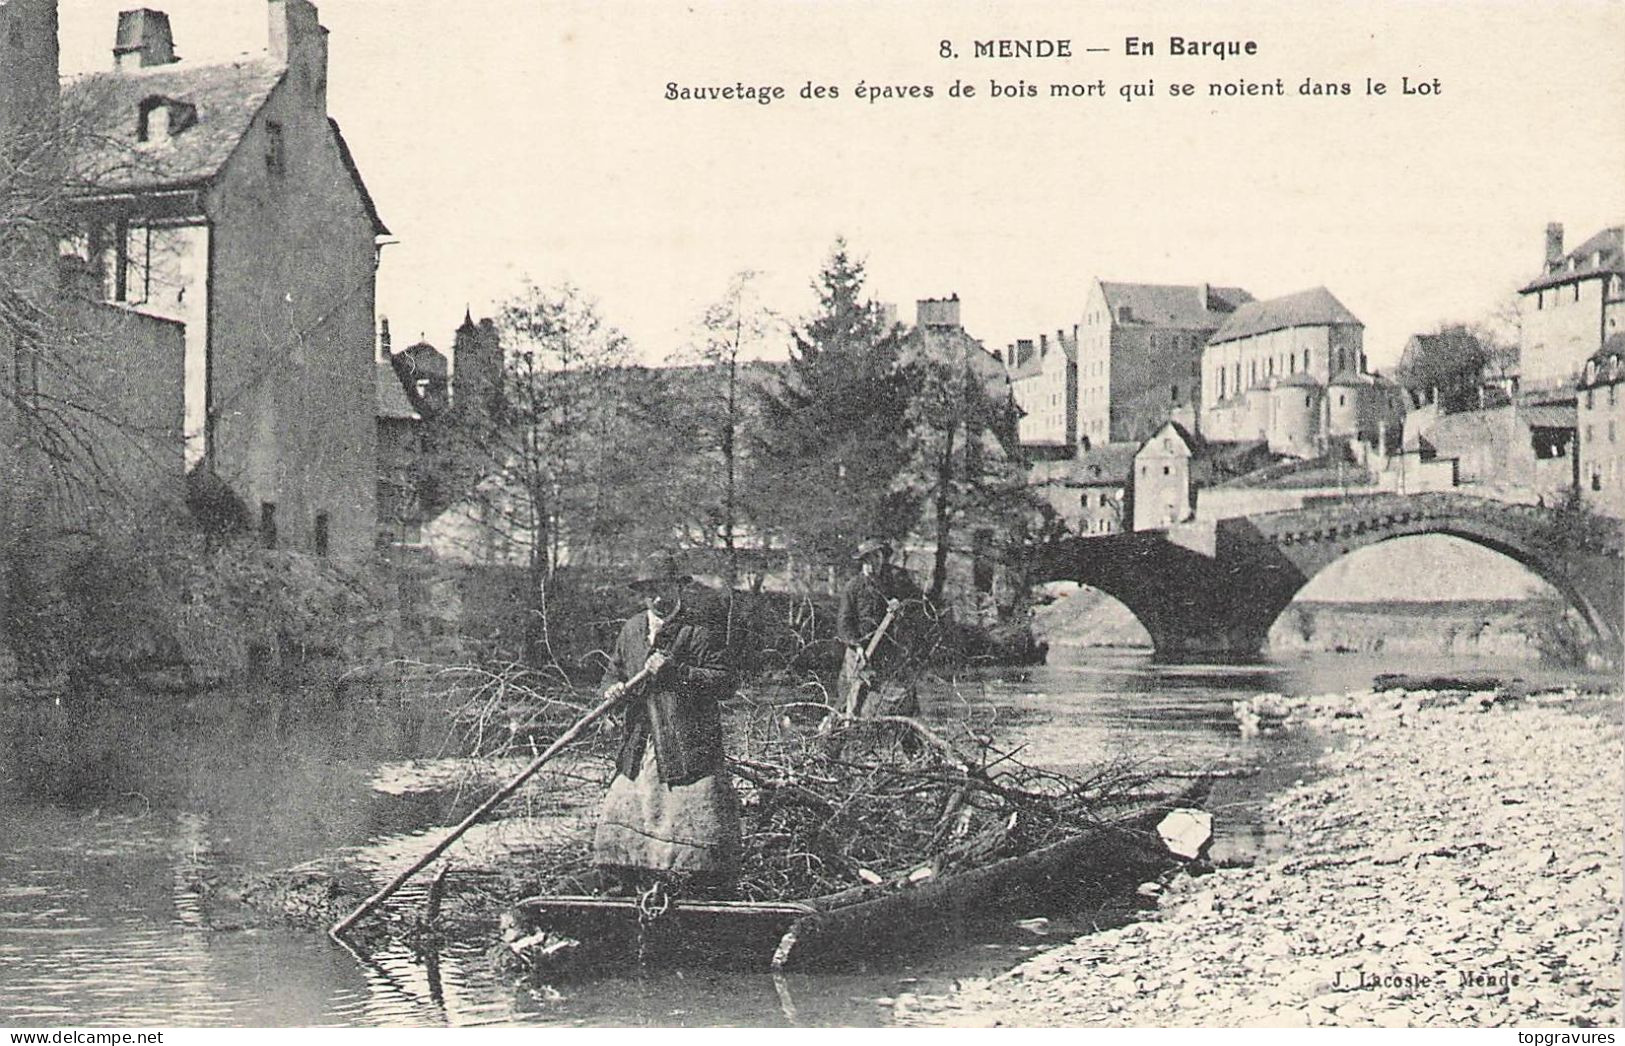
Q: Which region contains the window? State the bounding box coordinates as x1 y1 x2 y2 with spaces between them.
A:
1163 465 1171 475
1611 422 1617 444
1304 348 1311 370
1611 385 1618 407
1338 393 1346 406
265 120 285 175
1593 471 1602 491
260 502 278 549
1588 388 1595 410
315 512 331 556
1290 352 1297 373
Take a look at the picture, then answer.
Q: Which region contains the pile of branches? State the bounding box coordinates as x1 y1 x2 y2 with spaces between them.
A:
397 660 1172 904
725 707 1164 901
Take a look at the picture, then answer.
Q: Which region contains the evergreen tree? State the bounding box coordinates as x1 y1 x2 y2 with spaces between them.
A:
750 240 912 570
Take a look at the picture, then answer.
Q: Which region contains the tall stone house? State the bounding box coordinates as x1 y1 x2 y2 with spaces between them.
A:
58 1 390 558
1578 334 1625 517
1518 223 1624 396
1201 286 1398 457
1132 420 1197 530
1078 280 1252 446
1006 327 1078 455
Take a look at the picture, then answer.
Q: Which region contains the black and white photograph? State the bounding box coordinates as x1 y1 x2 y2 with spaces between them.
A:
1 0 1621 1031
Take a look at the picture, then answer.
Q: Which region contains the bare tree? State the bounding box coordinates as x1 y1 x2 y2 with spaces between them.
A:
665 270 779 589
445 281 635 582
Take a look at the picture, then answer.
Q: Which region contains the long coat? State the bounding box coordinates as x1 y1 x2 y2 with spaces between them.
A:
601 606 734 786
836 564 924 673
835 565 925 718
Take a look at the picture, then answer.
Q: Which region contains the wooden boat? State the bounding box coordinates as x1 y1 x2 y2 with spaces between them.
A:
507 782 1209 971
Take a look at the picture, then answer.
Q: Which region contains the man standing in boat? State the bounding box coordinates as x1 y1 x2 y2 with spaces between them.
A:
835 538 926 720
594 552 741 901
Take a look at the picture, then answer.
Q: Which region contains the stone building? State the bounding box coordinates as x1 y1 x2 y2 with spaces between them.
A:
1007 327 1078 455
1200 286 1391 457
1577 334 1625 517
1405 402 1577 506
376 357 423 545
1028 442 1136 537
59 1 390 558
375 311 505 546
1132 421 1197 530
1518 223 1624 395
1078 279 1252 446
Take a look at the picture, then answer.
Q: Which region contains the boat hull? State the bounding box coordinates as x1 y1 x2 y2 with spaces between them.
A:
508 794 1199 970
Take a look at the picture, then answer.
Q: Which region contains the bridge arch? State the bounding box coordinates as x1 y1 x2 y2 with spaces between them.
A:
1032 493 1623 663
1245 502 1621 657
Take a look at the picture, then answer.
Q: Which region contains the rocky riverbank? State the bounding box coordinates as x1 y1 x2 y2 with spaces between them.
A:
904 685 1624 1028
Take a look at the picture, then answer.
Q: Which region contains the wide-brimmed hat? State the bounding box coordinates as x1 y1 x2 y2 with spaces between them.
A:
629 550 692 589
853 538 892 560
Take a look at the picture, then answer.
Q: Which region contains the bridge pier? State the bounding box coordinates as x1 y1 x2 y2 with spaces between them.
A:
1144 622 1271 663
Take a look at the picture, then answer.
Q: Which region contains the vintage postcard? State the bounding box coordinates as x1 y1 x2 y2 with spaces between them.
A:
0 0 1620 1033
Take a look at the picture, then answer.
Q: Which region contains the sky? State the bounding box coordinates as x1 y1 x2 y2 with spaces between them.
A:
57 0 1625 370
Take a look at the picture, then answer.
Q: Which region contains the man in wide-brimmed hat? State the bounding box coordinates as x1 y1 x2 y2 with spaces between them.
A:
593 551 741 899
835 538 925 720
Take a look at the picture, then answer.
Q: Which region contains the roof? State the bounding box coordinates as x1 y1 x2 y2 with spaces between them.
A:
1580 333 1625 389
1138 419 1199 456
1210 287 1362 344
330 117 391 237
1008 345 1044 381
1520 404 1577 429
1006 332 1075 379
63 60 389 236
1276 371 1321 389
376 361 419 420
1329 370 1370 387
1098 282 1253 329
1073 442 1140 483
1521 226 1624 293
64 57 285 193
1057 328 1078 364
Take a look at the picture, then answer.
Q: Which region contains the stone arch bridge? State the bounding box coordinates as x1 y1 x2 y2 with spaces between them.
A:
1028 492 1623 662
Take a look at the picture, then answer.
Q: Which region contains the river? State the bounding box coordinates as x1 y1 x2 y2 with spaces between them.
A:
0 647 1595 1027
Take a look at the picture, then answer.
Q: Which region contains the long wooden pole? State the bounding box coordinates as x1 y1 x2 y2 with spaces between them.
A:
329 664 654 941
841 599 900 718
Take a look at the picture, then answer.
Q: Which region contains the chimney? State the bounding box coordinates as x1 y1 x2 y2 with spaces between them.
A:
916 296 962 330
269 0 329 112
113 9 177 70
1199 282 1211 311
1015 338 1034 366
1039 333 1049 358
1545 223 1565 271
379 316 392 359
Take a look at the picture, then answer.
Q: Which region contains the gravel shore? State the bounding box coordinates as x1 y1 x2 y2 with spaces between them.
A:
904 687 1624 1028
